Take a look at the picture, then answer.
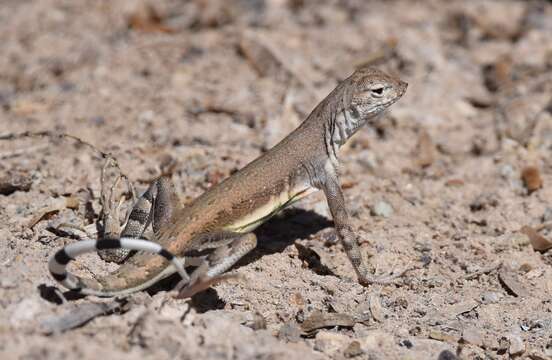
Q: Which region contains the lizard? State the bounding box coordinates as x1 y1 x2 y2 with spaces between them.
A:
49 65 408 298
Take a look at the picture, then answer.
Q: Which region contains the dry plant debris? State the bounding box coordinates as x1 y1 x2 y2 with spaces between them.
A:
40 300 124 334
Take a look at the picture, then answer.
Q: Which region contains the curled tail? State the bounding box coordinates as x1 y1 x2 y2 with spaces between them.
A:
49 238 189 297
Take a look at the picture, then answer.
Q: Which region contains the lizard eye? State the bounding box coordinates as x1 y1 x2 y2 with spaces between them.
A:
371 87 385 97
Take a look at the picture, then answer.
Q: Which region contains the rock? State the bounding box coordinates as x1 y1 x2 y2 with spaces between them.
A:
369 293 385 322
241 311 267 330
447 300 479 317
138 109 155 123
437 350 458 360
508 333 525 356
358 150 379 171
314 331 352 355
415 130 435 167
461 327 484 347
429 330 459 343
469 193 498 212
482 335 500 351
521 166 543 193
371 201 394 218
399 339 413 349
480 291 503 304
0 171 33 195
498 268 529 297
9 298 44 327
0 277 16 289
406 339 455 359
278 322 302 343
301 311 355 334
496 337 510 354
520 226 552 252
545 340 552 357
505 232 531 248
359 330 396 353
499 164 515 179
343 340 364 358
542 207 552 222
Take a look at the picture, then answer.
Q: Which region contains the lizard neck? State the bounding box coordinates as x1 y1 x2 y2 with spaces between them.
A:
323 102 365 162
331 105 363 147
323 100 387 161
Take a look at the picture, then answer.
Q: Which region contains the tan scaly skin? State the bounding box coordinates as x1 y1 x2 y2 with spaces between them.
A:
49 66 408 297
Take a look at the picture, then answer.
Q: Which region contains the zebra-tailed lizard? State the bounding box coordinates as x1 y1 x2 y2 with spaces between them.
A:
49 66 408 298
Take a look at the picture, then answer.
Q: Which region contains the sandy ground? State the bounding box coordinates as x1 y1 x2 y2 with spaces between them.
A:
1 0 552 359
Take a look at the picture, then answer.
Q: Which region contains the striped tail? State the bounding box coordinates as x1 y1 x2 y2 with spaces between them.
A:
48 238 189 297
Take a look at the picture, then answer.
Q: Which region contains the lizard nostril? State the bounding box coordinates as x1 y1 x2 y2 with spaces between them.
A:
399 81 408 94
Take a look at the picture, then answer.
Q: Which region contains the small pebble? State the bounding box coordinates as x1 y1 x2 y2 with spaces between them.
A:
461 328 484 347
499 164 515 179
398 339 413 349
138 109 155 123
508 334 525 356
371 201 394 218
343 341 364 358
469 193 498 212
520 226 552 252
9 298 43 327
358 151 379 171
0 172 33 195
314 331 352 355
521 165 543 193
480 291 503 304
545 340 552 357
542 207 552 222
437 350 458 360
0 277 16 289
278 322 302 343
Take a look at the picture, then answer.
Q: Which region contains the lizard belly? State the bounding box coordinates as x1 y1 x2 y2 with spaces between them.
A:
224 185 317 233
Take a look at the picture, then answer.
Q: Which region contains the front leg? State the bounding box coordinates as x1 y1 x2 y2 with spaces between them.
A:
320 165 408 286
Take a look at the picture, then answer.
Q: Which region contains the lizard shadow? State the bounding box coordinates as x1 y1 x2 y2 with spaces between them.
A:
38 209 332 309
150 208 333 312
241 208 333 266
38 284 86 304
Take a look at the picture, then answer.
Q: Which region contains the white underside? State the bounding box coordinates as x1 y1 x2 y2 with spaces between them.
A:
224 185 318 234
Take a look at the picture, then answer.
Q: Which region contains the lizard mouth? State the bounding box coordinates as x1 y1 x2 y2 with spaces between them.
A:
368 97 401 115
362 96 402 124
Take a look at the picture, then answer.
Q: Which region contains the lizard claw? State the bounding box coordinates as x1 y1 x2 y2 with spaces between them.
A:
174 273 239 299
173 260 240 298
358 264 417 286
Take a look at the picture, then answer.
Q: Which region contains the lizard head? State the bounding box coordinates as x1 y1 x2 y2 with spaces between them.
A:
328 66 407 146
348 66 408 119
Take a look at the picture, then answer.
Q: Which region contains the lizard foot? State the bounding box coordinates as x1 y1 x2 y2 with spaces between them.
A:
174 273 240 299
358 264 417 286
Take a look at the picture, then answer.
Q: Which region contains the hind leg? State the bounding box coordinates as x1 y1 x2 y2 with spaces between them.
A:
99 176 181 263
176 232 257 298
